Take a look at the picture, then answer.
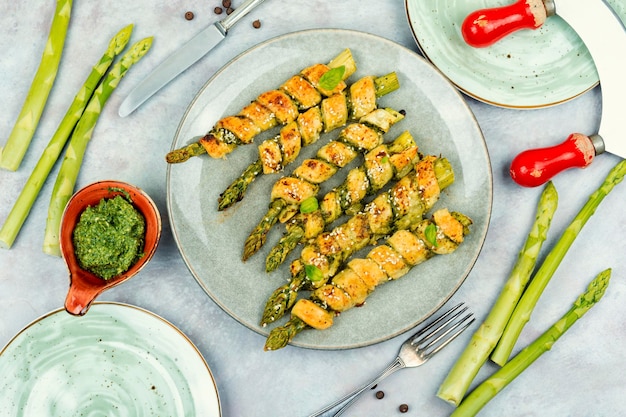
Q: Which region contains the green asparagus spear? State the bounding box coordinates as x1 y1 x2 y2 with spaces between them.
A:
0 25 133 250
217 159 263 210
491 160 626 365
265 131 419 272
261 268 307 328
242 199 288 261
451 268 611 417
164 142 207 164
0 0 72 171
437 181 558 405
165 49 357 164
217 73 401 211
42 37 153 256
265 226 304 271
260 156 455 326
264 316 308 351
264 210 472 350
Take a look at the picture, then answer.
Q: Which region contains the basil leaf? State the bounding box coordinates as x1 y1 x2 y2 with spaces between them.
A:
305 264 323 282
300 196 319 214
424 223 439 247
318 66 345 91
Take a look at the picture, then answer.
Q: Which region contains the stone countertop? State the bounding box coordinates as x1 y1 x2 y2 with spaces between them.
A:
1 1 625 416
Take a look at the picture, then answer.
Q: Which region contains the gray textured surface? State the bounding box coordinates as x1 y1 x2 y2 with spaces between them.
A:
1 1 625 416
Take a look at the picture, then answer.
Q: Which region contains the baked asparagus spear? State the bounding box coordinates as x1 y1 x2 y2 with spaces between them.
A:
242 107 405 261
260 156 455 326
165 49 356 163
218 72 401 210
265 130 419 272
264 209 473 350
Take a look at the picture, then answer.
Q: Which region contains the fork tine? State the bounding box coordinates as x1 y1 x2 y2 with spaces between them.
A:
411 303 474 356
410 302 466 343
419 307 471 348
422 312 474 358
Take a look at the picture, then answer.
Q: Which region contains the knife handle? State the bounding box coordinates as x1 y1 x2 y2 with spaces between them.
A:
221 0 267 31
509 133 601 187
461 0 554 47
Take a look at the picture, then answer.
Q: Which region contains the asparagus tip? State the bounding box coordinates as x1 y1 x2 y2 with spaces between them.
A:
264 326 291 351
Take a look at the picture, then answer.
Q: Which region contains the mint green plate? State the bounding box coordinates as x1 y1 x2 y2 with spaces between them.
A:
405 0 626 108
0 303 220 417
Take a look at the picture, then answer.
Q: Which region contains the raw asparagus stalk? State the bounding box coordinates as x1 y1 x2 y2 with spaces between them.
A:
265 130 419 272
451 268 611 417
0 0 72 171
264 209 473 350
165 49 356 163
261 156 455 326
0 25 133 250
437 181 558 405
242 107 405 261
491 159 626 365
42 37 153 256
218 72 400 211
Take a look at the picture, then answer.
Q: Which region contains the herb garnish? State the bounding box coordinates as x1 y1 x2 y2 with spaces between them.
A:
305 264 323 282
424 223 439 247
300 196 319 214
318 66 346 91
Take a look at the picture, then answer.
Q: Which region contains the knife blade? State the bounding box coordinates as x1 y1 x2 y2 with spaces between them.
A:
508 0 626 186
118 0 267 117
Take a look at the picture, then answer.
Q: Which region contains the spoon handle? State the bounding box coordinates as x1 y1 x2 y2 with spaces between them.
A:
65 272 102 316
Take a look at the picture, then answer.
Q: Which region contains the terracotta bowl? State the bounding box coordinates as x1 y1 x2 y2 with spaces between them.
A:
60 181 162 316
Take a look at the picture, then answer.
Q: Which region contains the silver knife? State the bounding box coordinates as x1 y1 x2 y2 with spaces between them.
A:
480 0 626 186
119 0 267 117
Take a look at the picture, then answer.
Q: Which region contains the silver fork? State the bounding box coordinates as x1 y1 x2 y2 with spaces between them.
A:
307 302 474 417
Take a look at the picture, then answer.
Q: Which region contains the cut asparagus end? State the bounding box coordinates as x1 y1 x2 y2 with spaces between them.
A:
451 212 473 236
387 130 415 154
435 158 455 191
374 72 400 97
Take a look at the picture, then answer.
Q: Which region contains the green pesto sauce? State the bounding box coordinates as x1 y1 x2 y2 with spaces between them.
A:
73 195 146 280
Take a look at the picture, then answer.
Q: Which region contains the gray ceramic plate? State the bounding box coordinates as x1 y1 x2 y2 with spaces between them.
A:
167 29 492 350
0 303 220 416
405 0 626 108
